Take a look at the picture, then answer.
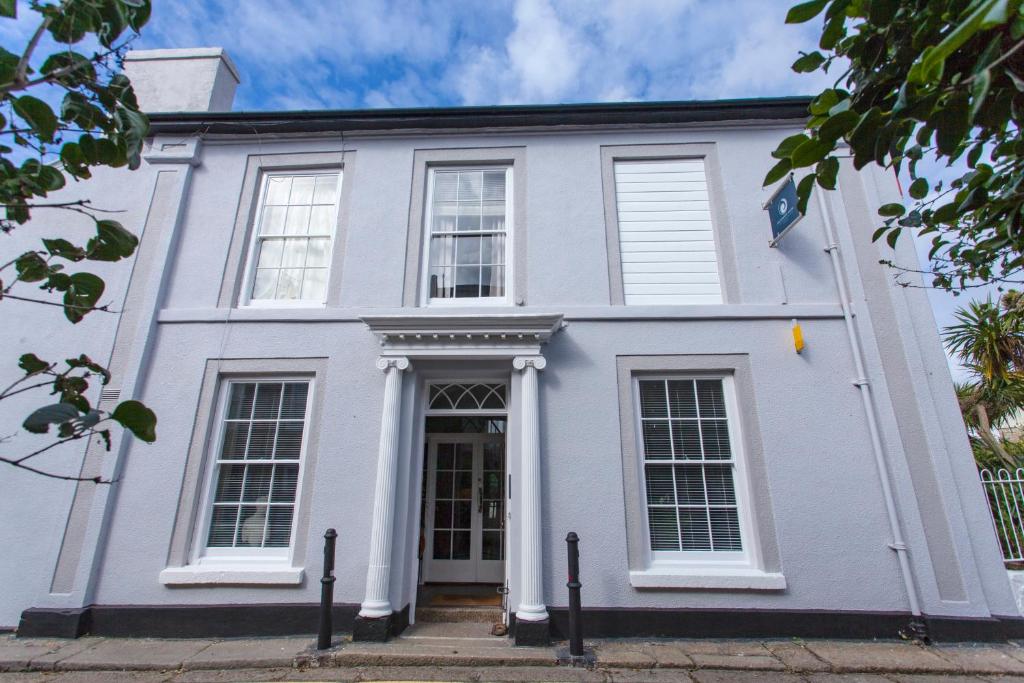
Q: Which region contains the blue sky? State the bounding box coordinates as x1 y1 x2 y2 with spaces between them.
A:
2 0 989 378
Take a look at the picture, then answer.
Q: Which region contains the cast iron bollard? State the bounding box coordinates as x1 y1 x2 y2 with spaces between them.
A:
317 528 337 650
566 531 584 657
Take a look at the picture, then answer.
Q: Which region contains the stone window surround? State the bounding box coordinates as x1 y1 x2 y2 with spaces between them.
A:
217 151 356 308
401 147 527 307
162 357 328 586
600 143 740 306
616 354 785 590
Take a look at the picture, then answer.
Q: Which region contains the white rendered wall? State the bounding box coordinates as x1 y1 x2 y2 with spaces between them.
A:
0 123 1015 628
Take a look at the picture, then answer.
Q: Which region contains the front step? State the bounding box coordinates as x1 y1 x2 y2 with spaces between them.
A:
415 606 503 624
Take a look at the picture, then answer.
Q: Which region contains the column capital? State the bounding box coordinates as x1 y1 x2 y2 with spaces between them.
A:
376 356 411 372
512 355 547 372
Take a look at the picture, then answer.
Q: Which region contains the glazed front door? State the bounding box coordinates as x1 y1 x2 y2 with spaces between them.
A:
424 434 505 583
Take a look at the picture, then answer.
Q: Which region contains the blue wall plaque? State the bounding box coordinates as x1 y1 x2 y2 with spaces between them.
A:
767 175 803 247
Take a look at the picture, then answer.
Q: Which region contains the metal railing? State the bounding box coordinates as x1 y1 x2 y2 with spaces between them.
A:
980 468 1024 563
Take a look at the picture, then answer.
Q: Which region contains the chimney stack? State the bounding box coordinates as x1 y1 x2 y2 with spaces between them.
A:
123 47 240 113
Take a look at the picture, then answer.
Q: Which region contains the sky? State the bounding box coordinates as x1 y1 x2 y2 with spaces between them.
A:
1 0 992 379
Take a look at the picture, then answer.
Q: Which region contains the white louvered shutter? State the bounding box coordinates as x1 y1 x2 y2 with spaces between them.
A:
614 159 723 305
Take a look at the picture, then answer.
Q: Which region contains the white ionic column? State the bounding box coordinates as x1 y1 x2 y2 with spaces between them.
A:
513 355 549 622
359 356 411 619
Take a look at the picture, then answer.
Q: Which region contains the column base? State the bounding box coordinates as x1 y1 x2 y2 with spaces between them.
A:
353 613 393 642
513 616 551 646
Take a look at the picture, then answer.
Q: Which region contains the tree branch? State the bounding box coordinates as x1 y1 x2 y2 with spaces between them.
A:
0 455 110 483
10 13 53 94
0 293 113 313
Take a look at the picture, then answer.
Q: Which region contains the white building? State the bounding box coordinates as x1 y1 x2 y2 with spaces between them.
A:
0 48 1018 645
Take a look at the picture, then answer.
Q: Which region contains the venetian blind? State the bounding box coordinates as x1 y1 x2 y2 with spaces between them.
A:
638 379 742 553
207 381 309 549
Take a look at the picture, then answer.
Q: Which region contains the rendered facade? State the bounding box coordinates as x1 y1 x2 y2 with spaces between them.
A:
0 48 1019 644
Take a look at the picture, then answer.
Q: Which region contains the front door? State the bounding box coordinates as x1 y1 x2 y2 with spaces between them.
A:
424 434 505 583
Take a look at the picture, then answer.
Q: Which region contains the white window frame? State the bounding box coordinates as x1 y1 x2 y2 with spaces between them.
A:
632 374 762 574
239 170 343 309
189 376 315 570
420 166 514 307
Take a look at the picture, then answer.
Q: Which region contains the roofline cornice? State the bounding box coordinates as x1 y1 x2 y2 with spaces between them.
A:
146 97 812 136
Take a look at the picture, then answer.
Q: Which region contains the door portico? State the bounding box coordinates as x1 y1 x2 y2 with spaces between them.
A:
354 314 563 646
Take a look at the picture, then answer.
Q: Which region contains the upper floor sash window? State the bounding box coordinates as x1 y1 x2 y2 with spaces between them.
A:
424 167 512 305
245 172 342 306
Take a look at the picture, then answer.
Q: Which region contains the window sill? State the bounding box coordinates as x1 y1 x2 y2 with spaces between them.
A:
629 568 786 590
159 565 304 586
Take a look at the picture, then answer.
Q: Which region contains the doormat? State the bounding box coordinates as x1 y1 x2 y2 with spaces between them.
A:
429 593 502 607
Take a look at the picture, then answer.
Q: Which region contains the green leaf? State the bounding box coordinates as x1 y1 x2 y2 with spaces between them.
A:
886 227 902 249
796 173 816 215
786 0 829 23
15 251 49 282
971 68 992 122
791 137 832 167
816 156 840 190
63 272 105 324
763 158 793 187
819 109 860 141
932 93 970 156
86 220 138 261
111 400 157 443
772 133 810 159
18 353 49 375
793 51 826 72
43 238 86 261
40 51 96 85
22 403 80 434
0 0 15 18
909 177 930 199
911 0 1012 85
12 95 58 142
879 203 907 217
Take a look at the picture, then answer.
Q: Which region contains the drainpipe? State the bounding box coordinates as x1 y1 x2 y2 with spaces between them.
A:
817 188 928 641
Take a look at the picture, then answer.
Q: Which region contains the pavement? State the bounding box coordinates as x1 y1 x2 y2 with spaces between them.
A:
8 628 1024 682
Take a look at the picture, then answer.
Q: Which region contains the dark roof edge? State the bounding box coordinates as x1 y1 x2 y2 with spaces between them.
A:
146 97 812 136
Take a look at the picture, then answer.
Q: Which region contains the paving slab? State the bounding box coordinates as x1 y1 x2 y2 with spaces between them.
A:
470 665 607 681
56 639 214 672
606 668 694 682
183 638 309 670
805 675 894 683
802 641 961 674
172 668 291 682
0 673 60 682
690 670 804 682
277 669 360 681
593 641 656 668
639 643 693 669
0 637 84 672
932 644 1024 675
29 639 104 671
890 675 990 682
671 642 784 672
48 672 177 682
763 640 831 672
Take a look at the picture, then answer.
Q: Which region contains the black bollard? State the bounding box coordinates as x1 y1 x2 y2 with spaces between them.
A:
566 531 583 657
317 528 337 650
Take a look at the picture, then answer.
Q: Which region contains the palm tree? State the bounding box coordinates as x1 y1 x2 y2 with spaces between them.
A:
944 292 1024 469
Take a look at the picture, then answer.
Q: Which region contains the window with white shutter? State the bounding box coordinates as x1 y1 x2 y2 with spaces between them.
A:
636 377 751 563
244 172 341 305
203 380 310 556
423 167 512 304
613 159 723 305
